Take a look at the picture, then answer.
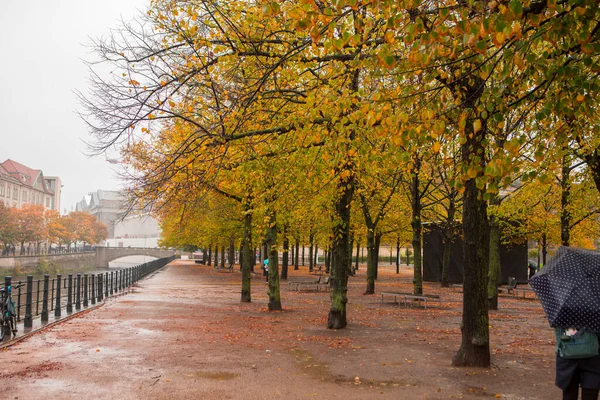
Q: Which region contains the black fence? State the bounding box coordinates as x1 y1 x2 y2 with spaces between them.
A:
1 256 175 331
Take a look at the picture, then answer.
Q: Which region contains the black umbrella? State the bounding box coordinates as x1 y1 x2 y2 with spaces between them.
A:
530 246 600 331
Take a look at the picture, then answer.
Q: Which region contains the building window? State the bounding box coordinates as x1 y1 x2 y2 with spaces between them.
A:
22 190 27 203
0 184 4 196
46 197 50 207
13 187 18 200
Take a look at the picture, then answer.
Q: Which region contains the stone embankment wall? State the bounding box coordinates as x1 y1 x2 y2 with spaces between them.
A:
0 252 96 274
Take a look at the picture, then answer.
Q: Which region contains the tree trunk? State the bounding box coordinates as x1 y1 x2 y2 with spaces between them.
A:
294 236 300 270
220 245 225 268
302 245 305 267
411 162 423 296
281 225 289 280
560 154 571 246
241 207 253 303
582 149 600 195
355 240 360 271
441 237 451 287
365 228 376 294
396 236 400 274
266 211 281 311
542 234 547 265
347 239 353 276
441 200 456 288
328 173 355 330
453 116 491 368
487 204 501 311
229 240 235 266
374 232 382 280
309 232 314 272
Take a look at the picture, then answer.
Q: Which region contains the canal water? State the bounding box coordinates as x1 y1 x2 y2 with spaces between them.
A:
6 255 159 283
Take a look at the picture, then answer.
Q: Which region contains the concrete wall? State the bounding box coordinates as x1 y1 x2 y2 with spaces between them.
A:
0 252 96 273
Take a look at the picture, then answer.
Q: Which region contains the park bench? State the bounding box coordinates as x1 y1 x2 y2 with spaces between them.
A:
215 263 234 272
316 276 331 292
497 277 517 296
310 266 324 275
513 286 536 299
497 277 536 299
451 284 463 292
380 291 442 309
289 275 322 291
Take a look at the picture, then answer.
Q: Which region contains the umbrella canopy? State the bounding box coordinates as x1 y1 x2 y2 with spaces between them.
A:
530 246 600 331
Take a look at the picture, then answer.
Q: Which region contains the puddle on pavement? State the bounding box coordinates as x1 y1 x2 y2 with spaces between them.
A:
136 328 159 336
34 378 68 391
193 371 239 380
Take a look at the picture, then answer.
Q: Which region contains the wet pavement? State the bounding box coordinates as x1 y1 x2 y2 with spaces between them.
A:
0 260 560 399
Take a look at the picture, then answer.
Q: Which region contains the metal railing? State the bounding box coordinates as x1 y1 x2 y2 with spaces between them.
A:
1 256 175 329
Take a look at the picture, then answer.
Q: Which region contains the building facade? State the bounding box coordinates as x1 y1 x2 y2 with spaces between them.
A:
75 189 160 244
75 190 123 238
0 159 61 211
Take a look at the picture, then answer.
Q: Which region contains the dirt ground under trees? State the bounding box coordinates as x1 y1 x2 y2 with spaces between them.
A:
0 260 560 399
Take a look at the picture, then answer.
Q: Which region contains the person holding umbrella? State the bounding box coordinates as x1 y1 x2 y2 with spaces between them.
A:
528 259 539 280
530 247 600 400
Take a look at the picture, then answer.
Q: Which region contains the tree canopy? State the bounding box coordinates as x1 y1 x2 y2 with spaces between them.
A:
82 0 600 368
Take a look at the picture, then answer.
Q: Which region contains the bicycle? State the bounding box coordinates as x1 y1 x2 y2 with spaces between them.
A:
1 282 23 341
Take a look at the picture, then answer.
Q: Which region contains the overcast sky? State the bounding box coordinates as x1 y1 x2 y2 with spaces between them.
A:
0 0 148 213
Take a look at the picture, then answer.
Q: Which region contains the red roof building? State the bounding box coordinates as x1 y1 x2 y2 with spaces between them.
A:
0 159 61 212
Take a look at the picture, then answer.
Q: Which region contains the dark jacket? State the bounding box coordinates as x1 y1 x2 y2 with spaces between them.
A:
556 354 600 390
554 328 600 390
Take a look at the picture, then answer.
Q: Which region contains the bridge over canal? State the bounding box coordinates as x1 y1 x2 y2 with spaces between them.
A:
95 246 177 268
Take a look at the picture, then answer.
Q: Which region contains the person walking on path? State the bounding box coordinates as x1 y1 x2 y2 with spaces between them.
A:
263 258 269 283
530 247 600 399
554 327 600 400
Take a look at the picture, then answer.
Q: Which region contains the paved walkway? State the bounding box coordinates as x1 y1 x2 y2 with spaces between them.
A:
0 260 559 399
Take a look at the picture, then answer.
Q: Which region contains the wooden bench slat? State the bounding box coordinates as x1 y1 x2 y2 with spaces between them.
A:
380 291 442 309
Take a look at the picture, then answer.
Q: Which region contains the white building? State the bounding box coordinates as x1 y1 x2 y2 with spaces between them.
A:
76 189 160 246
76 190 122 237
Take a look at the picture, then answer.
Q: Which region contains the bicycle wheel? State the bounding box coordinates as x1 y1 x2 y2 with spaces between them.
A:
0 309 6 341
10 315 17 335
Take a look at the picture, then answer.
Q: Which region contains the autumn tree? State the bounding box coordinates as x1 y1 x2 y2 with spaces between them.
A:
81 0 600 369
14 204 47 254
0 203 17 252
